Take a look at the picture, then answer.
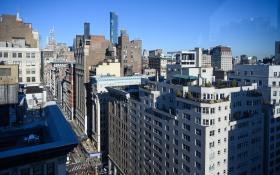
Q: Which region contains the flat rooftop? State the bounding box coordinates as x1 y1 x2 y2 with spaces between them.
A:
0 101 78 169
25 86 43 94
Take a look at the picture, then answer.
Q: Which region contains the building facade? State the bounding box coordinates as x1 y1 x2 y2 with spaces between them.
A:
0 102 78 175
117 30 142 76
0 15 40 85
91 75 146 165
110 12 118 45
107 78 263 175
74 23 110 135
211 46 232 71
62 63 76 120
0 64 18 126
229 64 280 174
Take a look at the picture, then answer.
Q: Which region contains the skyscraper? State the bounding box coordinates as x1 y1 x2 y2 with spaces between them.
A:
84 22 90 40
275 41 280 64
110 12 118 45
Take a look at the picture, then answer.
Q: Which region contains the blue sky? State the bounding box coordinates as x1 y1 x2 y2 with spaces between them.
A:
0 0 279 58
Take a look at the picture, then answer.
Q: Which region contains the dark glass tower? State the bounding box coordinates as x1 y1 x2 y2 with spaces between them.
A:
110 12 118 45
84 22 90 40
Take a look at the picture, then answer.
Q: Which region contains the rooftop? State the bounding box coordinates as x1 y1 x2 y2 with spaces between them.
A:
0 102 78 169
25 86 43 94
172 74 198 80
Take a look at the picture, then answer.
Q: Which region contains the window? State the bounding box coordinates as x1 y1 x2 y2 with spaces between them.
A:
210 130 215 136
183 144 190 152
183 154 190 162
195 139 201 147
183 134 190 141
21 168 30 175
47 162 55 175
183 164 190 172
195 162 201 170
174 139 178 145
195 117 201 124
153 128 162 136
273 91 277 96
31 53 36 58
4 52 8 58
12 52 17 58
33 164 44 175
183 123 190 131
166 134 169 140
209 141 215 148
195 129 201 136
18 53 22 58
203 119 209 125
27 77 31 82
274 72 278 77
0 52 2 57
184 113 190 120
195 151 201 158
26 52 30 58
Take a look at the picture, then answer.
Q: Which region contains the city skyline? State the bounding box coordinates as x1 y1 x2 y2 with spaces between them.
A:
1 2 280 174
0 0 279 58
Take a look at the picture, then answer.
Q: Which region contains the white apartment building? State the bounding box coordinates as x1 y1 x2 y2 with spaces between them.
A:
229 64 280 174
0 45 41 85
167 66 214 85
108 77 264 175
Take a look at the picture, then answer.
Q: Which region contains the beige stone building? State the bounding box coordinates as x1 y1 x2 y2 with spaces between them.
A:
0 64 18 85
0 14 40 85
90 59 121 77
0 64 18 106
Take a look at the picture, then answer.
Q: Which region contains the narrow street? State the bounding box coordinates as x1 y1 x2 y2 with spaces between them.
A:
45 86 103 175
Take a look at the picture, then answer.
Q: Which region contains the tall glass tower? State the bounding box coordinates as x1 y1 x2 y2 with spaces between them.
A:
110 12 118 45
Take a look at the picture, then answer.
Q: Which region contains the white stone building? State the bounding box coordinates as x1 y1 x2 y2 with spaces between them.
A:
107 76 264 175
229 64 280 174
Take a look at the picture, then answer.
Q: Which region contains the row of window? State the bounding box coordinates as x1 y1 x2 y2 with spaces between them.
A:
26 77 36 82
0 52 36 58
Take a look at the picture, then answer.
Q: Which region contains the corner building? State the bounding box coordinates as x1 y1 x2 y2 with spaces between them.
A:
108 78 264 175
